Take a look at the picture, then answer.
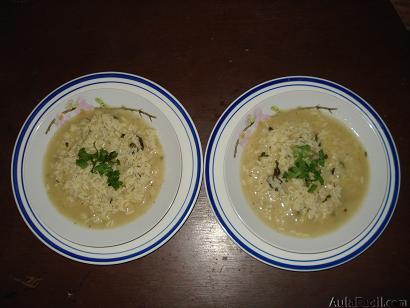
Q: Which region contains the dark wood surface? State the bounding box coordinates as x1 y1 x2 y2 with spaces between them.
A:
1 1 409 307
391 0 410 30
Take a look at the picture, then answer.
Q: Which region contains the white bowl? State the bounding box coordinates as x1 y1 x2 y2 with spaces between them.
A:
205 76 400 271
11 72 203 264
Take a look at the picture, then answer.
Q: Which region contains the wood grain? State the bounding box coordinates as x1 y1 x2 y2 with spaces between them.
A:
1 1 409 307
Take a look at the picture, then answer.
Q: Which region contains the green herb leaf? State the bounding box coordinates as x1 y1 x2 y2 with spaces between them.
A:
107 170 123 190
75 147 123 190
282 144 328 193
75 159 88 169
308 184 317 193
95 97 109 108
78 147 93 161
94 162 111 175
98 149 109 162
270 105 281 113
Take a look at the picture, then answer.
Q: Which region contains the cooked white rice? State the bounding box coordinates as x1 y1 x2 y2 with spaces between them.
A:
241 120 343 224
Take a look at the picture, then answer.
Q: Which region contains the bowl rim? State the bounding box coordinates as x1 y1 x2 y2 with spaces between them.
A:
11 71 203 264
204 76 400 271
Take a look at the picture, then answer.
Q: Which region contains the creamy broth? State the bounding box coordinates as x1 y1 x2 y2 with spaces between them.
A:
44 108 164 229
240 108 369 237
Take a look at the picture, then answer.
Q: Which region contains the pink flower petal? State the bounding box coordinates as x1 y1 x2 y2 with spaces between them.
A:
237 108 270 149
57 113 69 127
79 98 94 111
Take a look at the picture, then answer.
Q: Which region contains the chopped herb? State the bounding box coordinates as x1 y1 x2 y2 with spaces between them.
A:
273 160 281 178
307 184 317 193
95 97 109 108
94 163 112 175
331 167 335 175
322 195 331 203
282 144 328 193
268 126 273 131
106 170 122 190
120 133 125 138
267 160 282 189
258 152 269 159
270 105 281 113
314 134 318 142
76 148 93 168
318 149 326 166
65 142 69 147
129 137 144 151
75 147 122 190
137 135 144 150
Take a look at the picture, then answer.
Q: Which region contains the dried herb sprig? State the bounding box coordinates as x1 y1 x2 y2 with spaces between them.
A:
233 121 255 158
106 106 157 122
45 107 77 134
299 105 337 114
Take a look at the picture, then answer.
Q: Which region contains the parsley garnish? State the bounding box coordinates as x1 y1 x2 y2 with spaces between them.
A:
283 144 328 193
75 147 123 190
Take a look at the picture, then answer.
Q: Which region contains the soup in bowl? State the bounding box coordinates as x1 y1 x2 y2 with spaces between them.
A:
205 76 399 270
12 72 203 264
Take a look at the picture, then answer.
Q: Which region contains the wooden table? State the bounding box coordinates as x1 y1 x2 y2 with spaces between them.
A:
1 1 409 306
